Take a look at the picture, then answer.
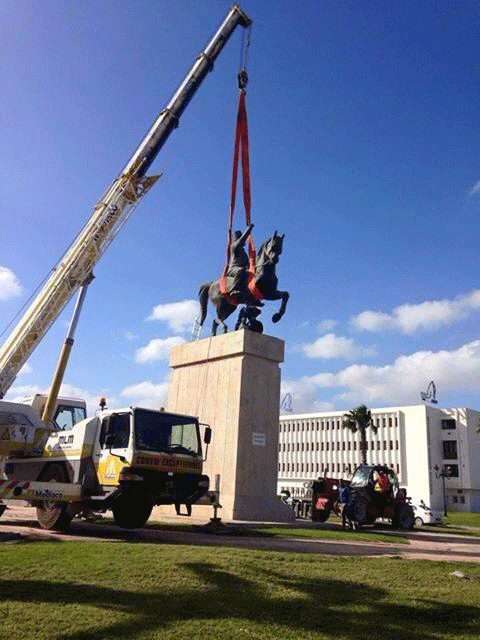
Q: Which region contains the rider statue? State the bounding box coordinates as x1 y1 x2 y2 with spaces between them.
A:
226 223 254 300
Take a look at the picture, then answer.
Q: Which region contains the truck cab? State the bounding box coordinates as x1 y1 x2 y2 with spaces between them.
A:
5 406 211 530
24 394 87 430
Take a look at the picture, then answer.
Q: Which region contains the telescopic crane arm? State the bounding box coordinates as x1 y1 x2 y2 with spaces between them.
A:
0 5 251 399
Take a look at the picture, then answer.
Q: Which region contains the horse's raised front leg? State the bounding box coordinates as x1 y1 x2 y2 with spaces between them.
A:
272 291 289 323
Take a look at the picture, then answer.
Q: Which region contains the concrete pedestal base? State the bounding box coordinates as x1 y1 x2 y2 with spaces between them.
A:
167 330 293 522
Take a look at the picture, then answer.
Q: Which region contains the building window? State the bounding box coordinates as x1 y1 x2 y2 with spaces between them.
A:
459 496 465 504
390 440 394 450
383 441 387 450
441 419 456 430
446 464 459 477
371 441 375 450
453 496 458 504
443 440 458 460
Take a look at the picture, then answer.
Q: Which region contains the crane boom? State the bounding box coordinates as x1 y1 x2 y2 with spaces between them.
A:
0 5 251 398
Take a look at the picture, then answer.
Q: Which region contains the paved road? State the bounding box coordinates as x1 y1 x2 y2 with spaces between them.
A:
1 505 480 563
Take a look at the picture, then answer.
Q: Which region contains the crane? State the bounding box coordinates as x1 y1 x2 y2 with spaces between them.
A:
0 5 251 401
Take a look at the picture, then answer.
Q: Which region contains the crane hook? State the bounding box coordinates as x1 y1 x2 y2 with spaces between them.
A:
238 69 248 92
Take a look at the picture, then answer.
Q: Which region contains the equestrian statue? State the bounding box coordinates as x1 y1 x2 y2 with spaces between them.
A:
198 226 289 336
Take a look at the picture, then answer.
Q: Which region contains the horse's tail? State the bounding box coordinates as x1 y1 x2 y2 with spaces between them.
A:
198 282 212 327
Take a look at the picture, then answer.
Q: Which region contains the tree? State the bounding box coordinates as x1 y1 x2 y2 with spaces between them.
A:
342 404 377 465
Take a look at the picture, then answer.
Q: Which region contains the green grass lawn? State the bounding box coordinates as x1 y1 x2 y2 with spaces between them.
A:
1 540 480 640
445 512 480 527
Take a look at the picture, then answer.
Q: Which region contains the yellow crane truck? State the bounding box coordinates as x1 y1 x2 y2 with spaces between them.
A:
0 6 251 530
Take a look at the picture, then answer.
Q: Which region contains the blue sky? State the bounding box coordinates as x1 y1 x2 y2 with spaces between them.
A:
1 0 480 414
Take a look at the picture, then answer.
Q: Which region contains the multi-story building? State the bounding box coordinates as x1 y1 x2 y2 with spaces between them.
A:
277 404 480 512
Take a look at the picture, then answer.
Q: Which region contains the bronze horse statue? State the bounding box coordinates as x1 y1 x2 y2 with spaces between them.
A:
198 231 289 335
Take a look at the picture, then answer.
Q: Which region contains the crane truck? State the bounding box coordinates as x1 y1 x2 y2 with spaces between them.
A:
0 5 251 531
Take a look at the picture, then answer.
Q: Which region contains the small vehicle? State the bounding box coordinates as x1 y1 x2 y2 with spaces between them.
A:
279 490 294 507
310 477 344 522
292 477 345 521
347 464 415 530
411 500 444 526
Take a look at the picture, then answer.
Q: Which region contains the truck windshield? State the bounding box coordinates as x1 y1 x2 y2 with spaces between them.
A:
134 409 200 456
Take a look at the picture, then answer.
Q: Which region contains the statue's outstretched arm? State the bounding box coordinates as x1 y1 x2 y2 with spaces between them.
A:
238 223 254 244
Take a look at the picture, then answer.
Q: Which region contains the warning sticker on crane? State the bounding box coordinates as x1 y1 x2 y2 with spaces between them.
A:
105 458 117 481
1 428 10 440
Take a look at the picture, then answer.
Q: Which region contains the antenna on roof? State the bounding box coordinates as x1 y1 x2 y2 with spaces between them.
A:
420 381 438 404
280 392 293 413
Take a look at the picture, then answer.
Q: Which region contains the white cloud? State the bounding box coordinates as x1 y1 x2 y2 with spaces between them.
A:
317 319 337 333
283 340 480 411
147 299 198 333
351 289 480 334
123 331 137 341
281 377 335 414
18 363 32 375
120 380 169 409
300 333 376 359
135 336 184 363
4 382 110 416
0 266 22 301
469 180 480 197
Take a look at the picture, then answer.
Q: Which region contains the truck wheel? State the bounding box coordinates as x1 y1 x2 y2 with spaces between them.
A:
112 497 153 529
311 508 330 522
0 504 6 518
393 505 415 530
351 497 368 526
36 464 73 531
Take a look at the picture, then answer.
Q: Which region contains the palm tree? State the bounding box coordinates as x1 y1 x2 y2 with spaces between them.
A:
342 404 377 465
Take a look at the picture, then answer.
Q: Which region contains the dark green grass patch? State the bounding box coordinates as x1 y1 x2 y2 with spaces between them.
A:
1 540 480 640
144 518 407 544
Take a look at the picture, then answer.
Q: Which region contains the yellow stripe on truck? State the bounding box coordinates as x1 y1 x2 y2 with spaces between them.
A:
133 453 202 474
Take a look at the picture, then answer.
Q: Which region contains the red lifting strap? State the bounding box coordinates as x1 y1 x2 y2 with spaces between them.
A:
220 90 263 303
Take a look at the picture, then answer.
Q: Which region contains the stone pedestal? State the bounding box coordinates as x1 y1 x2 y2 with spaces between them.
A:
167 330 294 522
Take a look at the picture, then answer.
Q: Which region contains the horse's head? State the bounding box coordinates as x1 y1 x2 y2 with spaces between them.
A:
261 230 284 264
